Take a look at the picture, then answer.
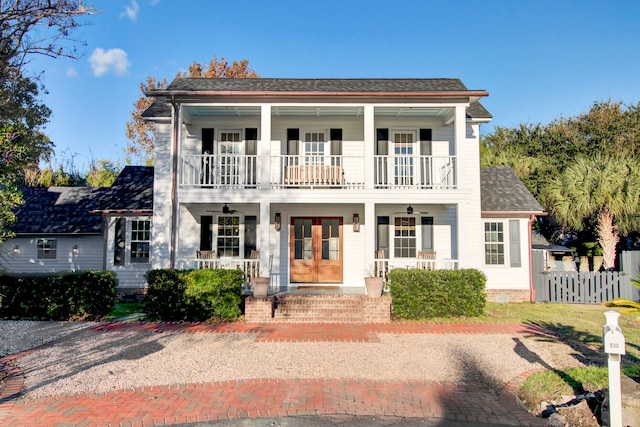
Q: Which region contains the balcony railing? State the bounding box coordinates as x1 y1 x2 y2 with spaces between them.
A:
179 154 456 190
271 155 365 189
181 154 258 188
374 155 456 189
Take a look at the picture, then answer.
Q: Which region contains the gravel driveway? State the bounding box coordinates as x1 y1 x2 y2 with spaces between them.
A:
1 320 589 401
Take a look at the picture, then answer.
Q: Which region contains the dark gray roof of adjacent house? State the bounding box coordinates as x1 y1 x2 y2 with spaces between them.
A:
480 166 545 213
12 166 154 235
97 166 154 212
142 77 491 119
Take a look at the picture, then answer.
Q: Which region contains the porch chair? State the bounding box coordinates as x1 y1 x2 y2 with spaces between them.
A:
249 250 260 259
417 251 436 270
197 250 216 259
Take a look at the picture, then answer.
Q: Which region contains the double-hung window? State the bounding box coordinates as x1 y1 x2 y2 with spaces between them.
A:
217 216 241 257
130 220 151 263
484 222 505 265
37 238 57 260
394 217 416 258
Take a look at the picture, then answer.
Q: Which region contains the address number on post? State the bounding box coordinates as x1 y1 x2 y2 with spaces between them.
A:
604 330 626 355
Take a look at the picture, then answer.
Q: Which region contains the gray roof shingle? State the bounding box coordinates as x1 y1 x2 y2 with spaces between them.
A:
480 166 544 213
143 77 491 119
12 166 154 235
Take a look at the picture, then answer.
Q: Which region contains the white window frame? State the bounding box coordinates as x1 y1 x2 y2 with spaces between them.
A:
484 221 505 265
130 219 151 264
36 237 57 260
214 215 244 258
392 216 417 258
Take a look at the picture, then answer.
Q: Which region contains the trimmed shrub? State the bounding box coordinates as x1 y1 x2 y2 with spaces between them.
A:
388 268 486 319
183 268 243 320
144 268 245 322
144 269 187 321
0 271 116 320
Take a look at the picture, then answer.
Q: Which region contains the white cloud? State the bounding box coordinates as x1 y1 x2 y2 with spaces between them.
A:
66 67 78 77
120 0 139 22
89 48 131 77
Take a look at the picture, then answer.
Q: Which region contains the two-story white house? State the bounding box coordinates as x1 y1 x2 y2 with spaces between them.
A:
143 78 544 302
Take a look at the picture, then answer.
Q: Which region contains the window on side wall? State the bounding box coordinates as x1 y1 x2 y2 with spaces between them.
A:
394 217 416 258
37 238 57 260
130 220 151 263
484 222 505 265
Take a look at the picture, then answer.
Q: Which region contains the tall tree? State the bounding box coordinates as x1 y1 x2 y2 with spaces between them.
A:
546 155 640 269
0 0 98 241
126 56 259 161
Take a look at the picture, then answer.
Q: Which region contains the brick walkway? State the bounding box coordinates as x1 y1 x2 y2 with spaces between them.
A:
0 322 550 427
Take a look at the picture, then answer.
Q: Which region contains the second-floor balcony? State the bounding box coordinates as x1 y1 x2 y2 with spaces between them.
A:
180 154 456 190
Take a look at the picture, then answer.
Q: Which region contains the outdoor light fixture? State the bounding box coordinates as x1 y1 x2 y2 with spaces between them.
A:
13 244 19 254
406 205 414 215
352 213 360 232
274 212 281 231
72 245 79 255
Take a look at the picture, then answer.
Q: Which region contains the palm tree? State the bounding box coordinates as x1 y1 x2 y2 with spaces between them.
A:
546 154 640 269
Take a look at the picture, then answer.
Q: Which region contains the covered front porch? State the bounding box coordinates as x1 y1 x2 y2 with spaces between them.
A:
177 201 461 295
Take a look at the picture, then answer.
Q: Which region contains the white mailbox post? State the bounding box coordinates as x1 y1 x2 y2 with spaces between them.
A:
603 310 625 427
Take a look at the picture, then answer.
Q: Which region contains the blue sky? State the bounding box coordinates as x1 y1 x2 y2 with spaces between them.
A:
26 0 640 171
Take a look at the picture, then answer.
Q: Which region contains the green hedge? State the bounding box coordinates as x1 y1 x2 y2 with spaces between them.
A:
0 271 116 320
388 268 486 319
144 268 244 322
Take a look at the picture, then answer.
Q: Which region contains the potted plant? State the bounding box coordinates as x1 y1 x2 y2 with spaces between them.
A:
364 264 384 298
251 269 270 298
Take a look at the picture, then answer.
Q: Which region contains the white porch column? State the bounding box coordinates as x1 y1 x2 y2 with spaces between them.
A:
364 200 376 276
259 201 271 275
453 105 466 189
364 105 375 190
259 105 272 189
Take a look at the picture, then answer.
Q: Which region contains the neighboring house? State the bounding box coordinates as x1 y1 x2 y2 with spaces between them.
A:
143 78 545 302
0 166 153 295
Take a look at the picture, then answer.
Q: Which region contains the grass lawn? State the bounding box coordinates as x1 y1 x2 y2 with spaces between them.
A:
105 301 145 321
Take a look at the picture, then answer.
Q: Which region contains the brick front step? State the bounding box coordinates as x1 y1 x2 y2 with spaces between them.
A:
245 293 392 323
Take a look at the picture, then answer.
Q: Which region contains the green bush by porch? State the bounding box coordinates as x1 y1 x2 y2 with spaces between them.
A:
0 271 116 320
144 268 243 322
388 269 486 319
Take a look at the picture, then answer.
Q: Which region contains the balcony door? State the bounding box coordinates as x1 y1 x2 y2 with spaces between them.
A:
290 217 343 283
218 130 242 185
392 131 416 186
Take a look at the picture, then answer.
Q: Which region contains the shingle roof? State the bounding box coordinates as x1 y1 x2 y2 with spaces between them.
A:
480 167 544 213
142 77 491 119
12 166 154 235
162 77 475 93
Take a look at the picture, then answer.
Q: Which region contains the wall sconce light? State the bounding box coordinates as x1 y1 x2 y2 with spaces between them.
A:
13 244 19 254
406 205 414 215
353 213 360 232
72 245 79 255
274 213 281 231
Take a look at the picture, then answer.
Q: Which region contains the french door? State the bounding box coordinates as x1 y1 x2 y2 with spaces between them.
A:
290 217 343 283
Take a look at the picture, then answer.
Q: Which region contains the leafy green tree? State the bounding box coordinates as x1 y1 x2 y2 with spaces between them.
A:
0 1 98 240
85 159 120 187
546 155 640 269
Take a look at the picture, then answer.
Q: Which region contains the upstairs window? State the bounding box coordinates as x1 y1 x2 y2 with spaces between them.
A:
302 131 326 164
37 238 57 260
